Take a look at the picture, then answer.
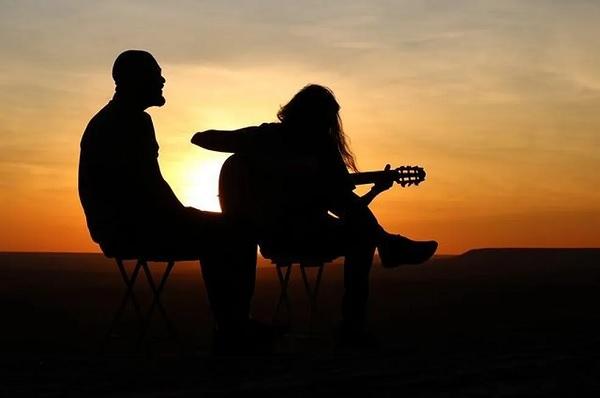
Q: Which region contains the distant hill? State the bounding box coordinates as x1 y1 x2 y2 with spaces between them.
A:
456 248 600 266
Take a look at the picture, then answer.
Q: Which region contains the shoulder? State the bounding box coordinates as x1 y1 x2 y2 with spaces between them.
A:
141 111 153 123
81 104 113 148
86 103 113 127
245 122 285 145
255 122 283 136
83 101 136 134
258 122 281 130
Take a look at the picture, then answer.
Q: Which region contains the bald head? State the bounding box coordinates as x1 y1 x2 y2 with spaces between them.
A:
112 50 166 108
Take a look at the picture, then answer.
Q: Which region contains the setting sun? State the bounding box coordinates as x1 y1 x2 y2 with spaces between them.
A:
171 155 226 213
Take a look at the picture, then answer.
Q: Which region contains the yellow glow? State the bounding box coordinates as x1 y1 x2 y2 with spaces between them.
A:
173 157 224 212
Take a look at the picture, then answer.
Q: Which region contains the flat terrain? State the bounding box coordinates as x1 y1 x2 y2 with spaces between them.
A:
1 249 600 396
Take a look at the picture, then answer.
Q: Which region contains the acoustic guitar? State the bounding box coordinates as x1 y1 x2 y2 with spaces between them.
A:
218 154 426 221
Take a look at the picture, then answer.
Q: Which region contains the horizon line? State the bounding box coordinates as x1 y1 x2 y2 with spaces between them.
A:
2 247 600 257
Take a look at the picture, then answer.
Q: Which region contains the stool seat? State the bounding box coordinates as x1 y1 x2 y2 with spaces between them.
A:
269 256 334 267
262 246 338 265
101 241 200 262
111 253 199 262
260 239 339 263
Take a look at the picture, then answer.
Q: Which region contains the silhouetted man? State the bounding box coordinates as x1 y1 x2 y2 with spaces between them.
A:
78 50 261 345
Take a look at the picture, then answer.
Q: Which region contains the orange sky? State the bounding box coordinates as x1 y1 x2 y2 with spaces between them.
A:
1 2 599 254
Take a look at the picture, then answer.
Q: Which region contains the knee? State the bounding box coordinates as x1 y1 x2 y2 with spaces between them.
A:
346 228 377 251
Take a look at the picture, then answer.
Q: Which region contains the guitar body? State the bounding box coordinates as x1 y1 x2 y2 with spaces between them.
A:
219 153 336 257
219 154 316 228
218 153 254 220
218 153 426 226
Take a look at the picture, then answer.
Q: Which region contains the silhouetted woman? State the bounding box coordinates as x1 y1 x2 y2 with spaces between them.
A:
192 84 437 345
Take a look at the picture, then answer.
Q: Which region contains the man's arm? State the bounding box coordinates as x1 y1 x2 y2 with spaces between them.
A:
130 113 184 215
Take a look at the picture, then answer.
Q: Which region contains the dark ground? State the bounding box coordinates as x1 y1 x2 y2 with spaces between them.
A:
1 248 600 397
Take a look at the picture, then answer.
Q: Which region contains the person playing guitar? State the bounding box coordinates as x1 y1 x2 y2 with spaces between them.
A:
192 84 437 347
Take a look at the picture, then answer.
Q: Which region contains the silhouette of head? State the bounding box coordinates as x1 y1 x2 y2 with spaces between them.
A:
112 50 166 108
278 84 357 171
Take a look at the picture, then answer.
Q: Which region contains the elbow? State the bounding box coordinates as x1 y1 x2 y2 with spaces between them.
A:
191 131 211 148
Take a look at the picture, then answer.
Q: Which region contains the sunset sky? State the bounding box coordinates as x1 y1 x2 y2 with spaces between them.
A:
1 1 599 254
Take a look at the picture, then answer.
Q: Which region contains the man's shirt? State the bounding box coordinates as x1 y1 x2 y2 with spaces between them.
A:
78 99 183 245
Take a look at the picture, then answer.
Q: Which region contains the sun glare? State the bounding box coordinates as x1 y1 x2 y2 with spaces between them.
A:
175 157 226 212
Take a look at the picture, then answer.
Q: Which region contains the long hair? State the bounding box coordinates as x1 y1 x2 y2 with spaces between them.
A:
277 84 358 172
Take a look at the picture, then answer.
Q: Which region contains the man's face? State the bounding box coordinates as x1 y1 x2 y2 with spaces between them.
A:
140 60 166 107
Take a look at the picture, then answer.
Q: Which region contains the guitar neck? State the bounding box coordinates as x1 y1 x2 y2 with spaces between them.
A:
350 171 388 185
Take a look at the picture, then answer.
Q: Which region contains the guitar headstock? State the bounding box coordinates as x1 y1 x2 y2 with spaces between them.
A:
393 166 426 187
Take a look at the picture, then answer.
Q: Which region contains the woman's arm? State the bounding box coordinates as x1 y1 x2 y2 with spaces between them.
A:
358 164 394 206
359 185 387 206
193 123 319 176
328 184 389 218
191 126 260 153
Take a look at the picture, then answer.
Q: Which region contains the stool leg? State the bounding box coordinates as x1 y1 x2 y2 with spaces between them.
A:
101 259 144 353
300 263 325 333
116 259 145 324
274 263 293 323
137 261 180 350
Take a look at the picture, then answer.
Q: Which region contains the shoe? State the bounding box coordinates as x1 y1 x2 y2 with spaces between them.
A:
378 235 438 268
